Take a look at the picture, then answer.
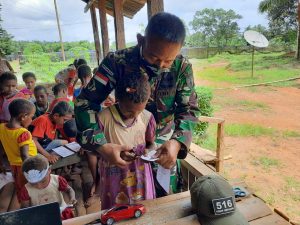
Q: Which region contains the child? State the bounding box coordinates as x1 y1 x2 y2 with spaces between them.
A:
31 101 73 163
20 154 76 220
0 99 37 198
97 70 156 209
33 85 49 119
48 83 74 113
73 64 92 98
20 72 36 101
0 72 25 123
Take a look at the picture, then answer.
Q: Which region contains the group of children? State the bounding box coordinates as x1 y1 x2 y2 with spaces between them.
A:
0 59 93 218
0 57 161 218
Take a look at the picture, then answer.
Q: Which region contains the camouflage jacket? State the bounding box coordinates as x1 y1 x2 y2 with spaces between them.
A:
75 45 200 159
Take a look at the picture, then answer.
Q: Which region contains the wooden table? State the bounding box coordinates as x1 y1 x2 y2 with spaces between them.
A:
51 153 81 170
63 190 291 225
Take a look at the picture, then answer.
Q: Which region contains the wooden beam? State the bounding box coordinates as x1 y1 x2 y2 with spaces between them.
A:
98 0 109 57
113 0 126 50
147 0 164 21
90 4 101 65
216 121 225 173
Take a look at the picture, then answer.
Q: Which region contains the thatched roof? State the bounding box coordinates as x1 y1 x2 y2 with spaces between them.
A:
82 0 147 19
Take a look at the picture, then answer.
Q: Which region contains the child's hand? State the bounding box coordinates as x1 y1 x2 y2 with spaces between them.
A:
120 150 136 162
69 199 77 206
98 143 132 168
46 154 60 164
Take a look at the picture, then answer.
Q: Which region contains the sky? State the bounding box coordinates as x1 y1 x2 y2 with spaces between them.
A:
1 0 268 43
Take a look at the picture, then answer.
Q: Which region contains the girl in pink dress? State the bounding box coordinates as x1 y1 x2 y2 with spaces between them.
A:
97 70 156 209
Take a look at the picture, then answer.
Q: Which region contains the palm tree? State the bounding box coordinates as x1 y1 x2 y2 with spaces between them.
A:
258 0 300 60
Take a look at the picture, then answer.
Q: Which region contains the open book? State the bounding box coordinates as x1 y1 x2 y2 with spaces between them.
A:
52 142 81 158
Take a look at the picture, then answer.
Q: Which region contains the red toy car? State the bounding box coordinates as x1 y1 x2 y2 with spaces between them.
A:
100 204 146 225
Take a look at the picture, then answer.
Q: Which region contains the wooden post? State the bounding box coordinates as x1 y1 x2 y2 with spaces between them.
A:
90 3 101 65
147 0 164 21
113 0 126 50
53 0 66 61
216 121 225 173
98 0 109 57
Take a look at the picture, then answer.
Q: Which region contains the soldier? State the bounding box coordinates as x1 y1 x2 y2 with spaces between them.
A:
75 12 200 192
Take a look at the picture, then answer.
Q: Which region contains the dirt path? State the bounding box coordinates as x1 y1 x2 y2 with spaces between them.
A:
197 81 300 222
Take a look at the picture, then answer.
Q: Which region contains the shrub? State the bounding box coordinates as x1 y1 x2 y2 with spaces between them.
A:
194 86 213 136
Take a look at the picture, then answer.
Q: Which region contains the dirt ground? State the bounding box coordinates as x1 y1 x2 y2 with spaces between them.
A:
195 77 300 222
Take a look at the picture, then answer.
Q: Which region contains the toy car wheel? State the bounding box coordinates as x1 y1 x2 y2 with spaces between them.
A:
106 218 115 225
134 210 142 218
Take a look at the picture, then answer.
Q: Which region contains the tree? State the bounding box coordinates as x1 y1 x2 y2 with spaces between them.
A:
189 8 242 48
0 3 14 55
258 0 300 59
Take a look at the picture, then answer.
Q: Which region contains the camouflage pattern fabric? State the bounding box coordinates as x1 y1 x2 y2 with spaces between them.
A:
75 45 200 158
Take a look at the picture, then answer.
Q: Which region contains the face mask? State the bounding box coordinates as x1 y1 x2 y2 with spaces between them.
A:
139 46 170 76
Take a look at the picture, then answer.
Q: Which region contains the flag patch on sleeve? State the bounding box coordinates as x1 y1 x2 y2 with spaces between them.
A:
95 72 109 85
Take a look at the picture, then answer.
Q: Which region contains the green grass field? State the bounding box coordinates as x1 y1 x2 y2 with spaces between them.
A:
191 52 300 86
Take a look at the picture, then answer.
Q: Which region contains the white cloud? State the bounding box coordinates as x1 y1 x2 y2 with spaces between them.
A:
1 0 268 42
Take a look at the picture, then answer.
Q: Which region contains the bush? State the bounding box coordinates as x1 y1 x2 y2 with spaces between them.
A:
194 86 213 136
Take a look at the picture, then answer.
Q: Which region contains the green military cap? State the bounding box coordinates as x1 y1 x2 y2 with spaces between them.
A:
190 175 249 225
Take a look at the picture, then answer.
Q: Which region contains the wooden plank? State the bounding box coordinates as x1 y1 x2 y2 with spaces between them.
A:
90 4 102 65
181 153 216 178
199 116 225 124
237 196 272 222
164 214 199 225
98 0 109 57
147 0 164 20
113 0 126 50
118 196 193 225
250 213 291 225
51 154 81 170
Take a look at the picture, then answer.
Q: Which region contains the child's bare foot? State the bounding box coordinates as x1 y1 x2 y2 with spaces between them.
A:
90 183 96 197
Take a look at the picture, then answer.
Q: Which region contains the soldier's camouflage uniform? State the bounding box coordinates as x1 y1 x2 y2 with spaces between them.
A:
75 45 200 159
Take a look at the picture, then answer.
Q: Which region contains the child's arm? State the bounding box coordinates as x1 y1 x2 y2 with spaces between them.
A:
58 176 77 205
145 114 157 150
19 145 29 161
32 137 59 163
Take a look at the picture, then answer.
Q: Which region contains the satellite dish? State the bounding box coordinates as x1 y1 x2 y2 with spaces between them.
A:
243 30 269 77
244 30 269 48
84 0 96 13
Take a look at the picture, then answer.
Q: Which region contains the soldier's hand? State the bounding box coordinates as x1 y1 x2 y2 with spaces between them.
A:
156 139 181 169
98 143 132 168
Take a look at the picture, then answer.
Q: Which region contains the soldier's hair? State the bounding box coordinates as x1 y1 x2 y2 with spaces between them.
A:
52 83 67 96
22 154 49 173
115 70 150 104
34 85 47 94
9 99 35 118
0 71 17 83
145 12 186 44
22 72 36 81
73 58 87 69
51 101 73 116
77 64 92 82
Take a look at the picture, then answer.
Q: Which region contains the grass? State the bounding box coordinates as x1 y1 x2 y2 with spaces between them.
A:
225 124 276 137
258 156 280 170
193 122 299 152
192 52 300 86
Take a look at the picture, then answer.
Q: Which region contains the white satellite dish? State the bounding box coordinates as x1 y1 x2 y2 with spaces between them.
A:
244 30 269 48
243 30 269 77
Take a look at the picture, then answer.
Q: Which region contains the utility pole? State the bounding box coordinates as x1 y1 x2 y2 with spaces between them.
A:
54 0 66 61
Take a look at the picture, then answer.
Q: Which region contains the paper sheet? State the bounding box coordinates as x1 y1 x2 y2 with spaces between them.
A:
140 150 159 162
65 142 81 152
52 146 74 158
156 165 170 194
